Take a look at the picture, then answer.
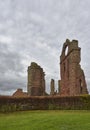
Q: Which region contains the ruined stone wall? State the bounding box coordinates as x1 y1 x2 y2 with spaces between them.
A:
12 89 28 97
60 39 88 96
27 62 45 96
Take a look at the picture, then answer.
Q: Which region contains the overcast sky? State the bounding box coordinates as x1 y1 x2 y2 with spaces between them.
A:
0 0 90 95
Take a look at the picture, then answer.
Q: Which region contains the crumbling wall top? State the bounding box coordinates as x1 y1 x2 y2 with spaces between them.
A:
60 39 80 63
28 62 43 72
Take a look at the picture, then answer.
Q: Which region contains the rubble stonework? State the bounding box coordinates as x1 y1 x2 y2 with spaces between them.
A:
50 79 55 95
12 89 28 97
27 62 45 96
60 39 88 96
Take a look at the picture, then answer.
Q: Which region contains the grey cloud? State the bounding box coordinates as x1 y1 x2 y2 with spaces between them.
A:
0 43 24 73
0 42 26 94
0 0 90 94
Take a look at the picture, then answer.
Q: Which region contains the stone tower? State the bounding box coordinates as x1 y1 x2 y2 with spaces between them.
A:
50 79 55 95
60 39 88 96
27 62 45 96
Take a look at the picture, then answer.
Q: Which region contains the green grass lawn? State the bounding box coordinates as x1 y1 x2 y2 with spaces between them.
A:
0 110 90 130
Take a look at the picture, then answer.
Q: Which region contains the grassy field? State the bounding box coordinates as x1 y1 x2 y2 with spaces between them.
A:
0 110 90 130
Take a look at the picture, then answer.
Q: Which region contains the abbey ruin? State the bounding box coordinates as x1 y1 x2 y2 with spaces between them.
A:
26 39 88 97
0 39 89 112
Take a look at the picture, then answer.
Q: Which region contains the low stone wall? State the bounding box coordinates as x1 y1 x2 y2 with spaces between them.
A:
0 95 90 112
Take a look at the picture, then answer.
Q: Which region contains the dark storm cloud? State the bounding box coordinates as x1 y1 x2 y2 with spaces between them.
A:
0 0 90 95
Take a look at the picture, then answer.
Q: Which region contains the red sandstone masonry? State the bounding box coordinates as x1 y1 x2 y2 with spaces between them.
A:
60 39 88 96
27 62 45 96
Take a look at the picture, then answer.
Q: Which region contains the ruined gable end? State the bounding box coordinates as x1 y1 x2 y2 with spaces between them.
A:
60 39 88 96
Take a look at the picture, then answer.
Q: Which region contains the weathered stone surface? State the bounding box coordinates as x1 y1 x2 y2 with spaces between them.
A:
27 62 45 96
60 39 88 96
50 79 55 95
12 89 28 97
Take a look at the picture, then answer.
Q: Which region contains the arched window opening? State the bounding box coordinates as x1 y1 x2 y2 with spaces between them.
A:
63 63 65 72
65 46 68 56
